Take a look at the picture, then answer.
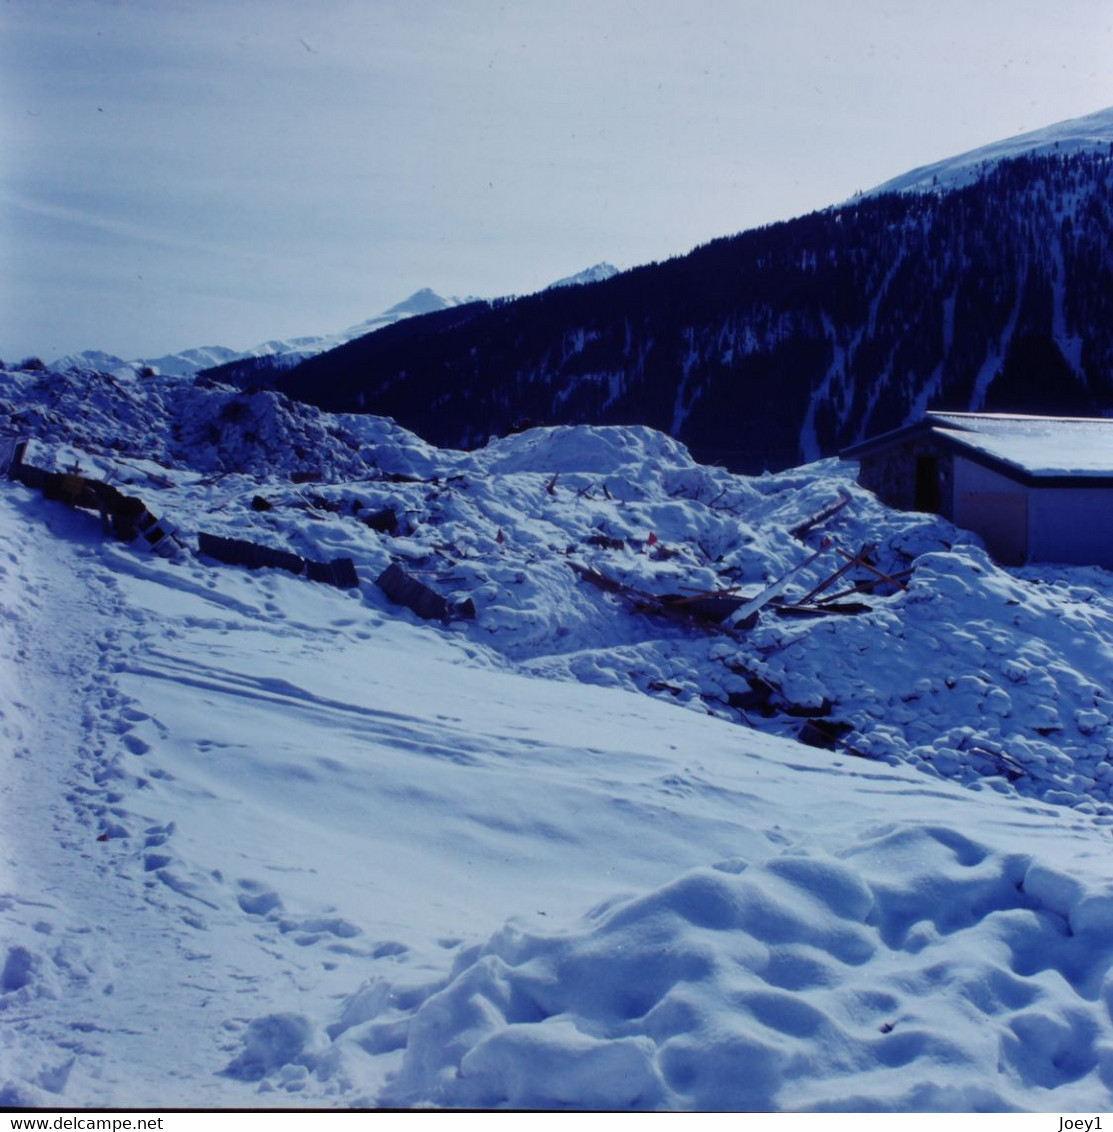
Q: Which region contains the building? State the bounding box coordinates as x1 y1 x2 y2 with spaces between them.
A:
841 412 1113 568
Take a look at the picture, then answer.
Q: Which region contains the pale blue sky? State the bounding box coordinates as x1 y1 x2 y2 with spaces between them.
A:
3 0 1112 362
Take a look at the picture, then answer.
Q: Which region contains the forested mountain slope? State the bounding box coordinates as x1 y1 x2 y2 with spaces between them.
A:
260 150 1113 473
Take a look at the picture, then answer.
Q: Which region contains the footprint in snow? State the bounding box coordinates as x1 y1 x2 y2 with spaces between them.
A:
1 946 36 992
121 733 151 756
371 940 407 959
236 882 284 918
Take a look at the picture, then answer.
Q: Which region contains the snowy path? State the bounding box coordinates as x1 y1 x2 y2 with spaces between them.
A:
0 496 281 1106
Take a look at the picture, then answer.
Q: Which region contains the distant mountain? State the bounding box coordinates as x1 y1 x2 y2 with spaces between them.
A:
51 289 472 380
53 267 616 383
547 263 620 289
198 269 618 389
48 348 137 376
265 108 1113 473
196 289 477 389
52 344 249 379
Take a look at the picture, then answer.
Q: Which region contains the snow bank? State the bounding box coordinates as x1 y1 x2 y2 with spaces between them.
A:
384 835 1113 1110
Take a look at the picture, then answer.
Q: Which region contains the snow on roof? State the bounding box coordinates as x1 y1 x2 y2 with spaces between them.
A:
929 412 1113 479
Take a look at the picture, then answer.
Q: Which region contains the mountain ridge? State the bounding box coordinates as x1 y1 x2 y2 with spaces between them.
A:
865 104 1113 197
47 106 1113 475
50 267 618 380
263 138 1113 473
48 288 469 379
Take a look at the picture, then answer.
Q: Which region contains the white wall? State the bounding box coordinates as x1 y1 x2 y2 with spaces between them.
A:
1029 486 1113 569
952 456 1113 568
952 458 1028 565
952 458 1026 498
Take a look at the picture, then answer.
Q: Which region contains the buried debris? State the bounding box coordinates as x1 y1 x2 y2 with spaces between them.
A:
769 543 909 618
5 435 360 586
0 436 29 478
658 590 751 623
307 556 361 589
798 717 859 752
720 540 835 628
376 562 476 622
198 531 358 589
359 506 399 534
250 490 401 535
568 561 752 635
4 438 182 557
788 490 851 541
719 661 869 757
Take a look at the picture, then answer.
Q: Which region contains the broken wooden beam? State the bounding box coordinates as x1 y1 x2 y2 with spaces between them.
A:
834 544 908 591
813 569 913 605
567 561 626 594
723 538 834 629
772 599 872 618
794 554 862 607
788 490 851 540
198 531 359 589
568 561 755 636
199 531 303 575
658 591 749 623
376 561 474 621
305 557 361 589
6 445 180 555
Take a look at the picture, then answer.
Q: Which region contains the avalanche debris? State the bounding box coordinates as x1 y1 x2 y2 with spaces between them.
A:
2 362 1112 812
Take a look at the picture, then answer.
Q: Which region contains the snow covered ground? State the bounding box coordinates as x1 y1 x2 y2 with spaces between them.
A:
2 365 1113 1110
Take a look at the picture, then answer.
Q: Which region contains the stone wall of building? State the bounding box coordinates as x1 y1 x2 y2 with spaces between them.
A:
856 437 955 519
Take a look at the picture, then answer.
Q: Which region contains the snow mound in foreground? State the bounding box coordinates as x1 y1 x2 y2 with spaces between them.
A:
382 836 1113 1111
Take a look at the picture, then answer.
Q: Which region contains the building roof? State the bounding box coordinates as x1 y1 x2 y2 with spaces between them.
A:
842 411 1113 485
931 412 1113 477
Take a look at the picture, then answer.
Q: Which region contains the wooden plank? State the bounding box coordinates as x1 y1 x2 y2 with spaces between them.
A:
835 545 908 590
198 532 305 576
788 490 850 540
794 555 861 606
814 568 913 605
376 562 450 620
724 538 834 628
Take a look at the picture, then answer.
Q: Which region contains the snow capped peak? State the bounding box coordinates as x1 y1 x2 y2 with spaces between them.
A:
547 262 620 289
48 348 129 375
380 287 463 318
46 268 612 382
865 104 1113 198
48 288 472 379
141 345 242 377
